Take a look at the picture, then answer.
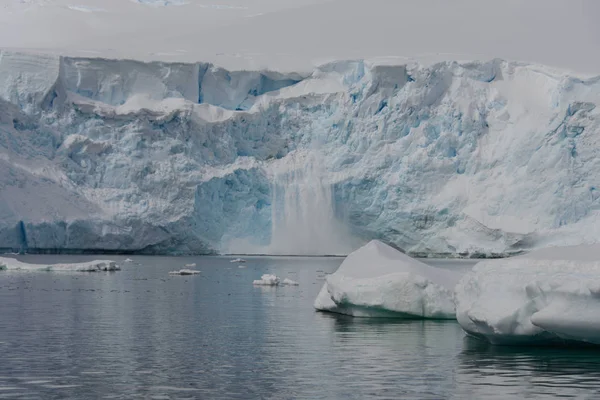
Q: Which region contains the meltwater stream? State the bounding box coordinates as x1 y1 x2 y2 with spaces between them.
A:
1 256 600 399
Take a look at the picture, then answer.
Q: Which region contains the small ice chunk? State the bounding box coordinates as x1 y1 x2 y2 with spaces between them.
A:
314 240 460 319
168 269 200 275
231 258 246 263
124 258 134 263
184 263 196 267
238 265 247 269
282 278 299 286
0 257 120 272
253 274 280 286
455 244 600 345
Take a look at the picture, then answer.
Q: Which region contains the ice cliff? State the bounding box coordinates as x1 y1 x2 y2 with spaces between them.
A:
0 51 599 255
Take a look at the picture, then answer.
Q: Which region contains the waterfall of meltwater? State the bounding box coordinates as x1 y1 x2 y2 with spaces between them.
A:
267 153 355 256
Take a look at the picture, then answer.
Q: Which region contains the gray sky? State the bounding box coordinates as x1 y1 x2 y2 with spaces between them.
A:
0 0 598 73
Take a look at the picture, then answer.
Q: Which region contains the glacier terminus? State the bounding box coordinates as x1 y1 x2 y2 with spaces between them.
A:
0 52 599 256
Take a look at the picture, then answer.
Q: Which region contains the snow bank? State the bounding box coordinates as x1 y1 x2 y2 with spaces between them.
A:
169 269 200 275
0 257 119 272
455 244 600 345
314 240 461 318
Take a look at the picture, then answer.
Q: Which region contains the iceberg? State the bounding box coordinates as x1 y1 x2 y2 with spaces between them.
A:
253 274 280 286
252 274 297 286
314 240 461 318
455 244 600 345
169 269 200 275
0 257 119 272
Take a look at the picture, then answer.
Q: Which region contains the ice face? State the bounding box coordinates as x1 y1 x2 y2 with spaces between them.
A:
314 240 461 319
455 245 600 345
0 257 120 272
1 53 600 255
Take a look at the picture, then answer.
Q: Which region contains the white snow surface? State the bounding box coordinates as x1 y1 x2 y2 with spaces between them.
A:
0 257 119 271
0 51 600 255
314 240 461 318
455 244 600 345
169 268 200 275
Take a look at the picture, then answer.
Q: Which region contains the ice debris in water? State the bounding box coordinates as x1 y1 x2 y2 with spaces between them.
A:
253 274 299 286
314 240 461 319
253 274 280 286
231 258 247 263
456 244 600 346
238 265 247 269
0 257 120 272
169 269 200 275
124 258 134 263
184 263 196 267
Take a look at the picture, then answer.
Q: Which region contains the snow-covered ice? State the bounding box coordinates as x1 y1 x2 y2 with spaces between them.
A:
282 278 299 286
314 240 461 318
231 258 247 263
0 257 119 272
455 244 600 345
253 274 279 286
168 269 200 275
184 263 196 267
1 53 599 256
124 258 134 263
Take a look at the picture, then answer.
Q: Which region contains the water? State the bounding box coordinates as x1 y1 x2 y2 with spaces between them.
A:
1 256 600 399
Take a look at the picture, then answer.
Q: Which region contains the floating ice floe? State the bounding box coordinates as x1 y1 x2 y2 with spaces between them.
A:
184 263 196 267
238 265 247 269
231 258 247 263
124 258 134 263
455 244 600 345
0 257 120 272
168 269 200 275
253 274 280 286
314 240 461 319
252 274 299 286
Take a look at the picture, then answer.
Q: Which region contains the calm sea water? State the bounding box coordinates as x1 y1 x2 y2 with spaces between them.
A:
1 255 600 399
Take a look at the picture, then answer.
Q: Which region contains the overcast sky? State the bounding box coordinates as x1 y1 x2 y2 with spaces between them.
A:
0 0 598 73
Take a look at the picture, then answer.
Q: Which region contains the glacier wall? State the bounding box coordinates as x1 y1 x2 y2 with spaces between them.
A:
0 51 599 255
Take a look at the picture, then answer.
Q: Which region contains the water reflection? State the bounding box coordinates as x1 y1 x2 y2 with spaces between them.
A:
455 336 600 399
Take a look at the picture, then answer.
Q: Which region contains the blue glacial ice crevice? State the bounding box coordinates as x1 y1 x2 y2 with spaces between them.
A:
1 52 600 255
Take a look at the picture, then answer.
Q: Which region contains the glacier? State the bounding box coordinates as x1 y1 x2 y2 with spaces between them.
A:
0 51 600 255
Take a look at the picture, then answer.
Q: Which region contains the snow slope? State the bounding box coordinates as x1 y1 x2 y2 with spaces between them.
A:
0 52 599 255
314 240 460 318
455 245 600 345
